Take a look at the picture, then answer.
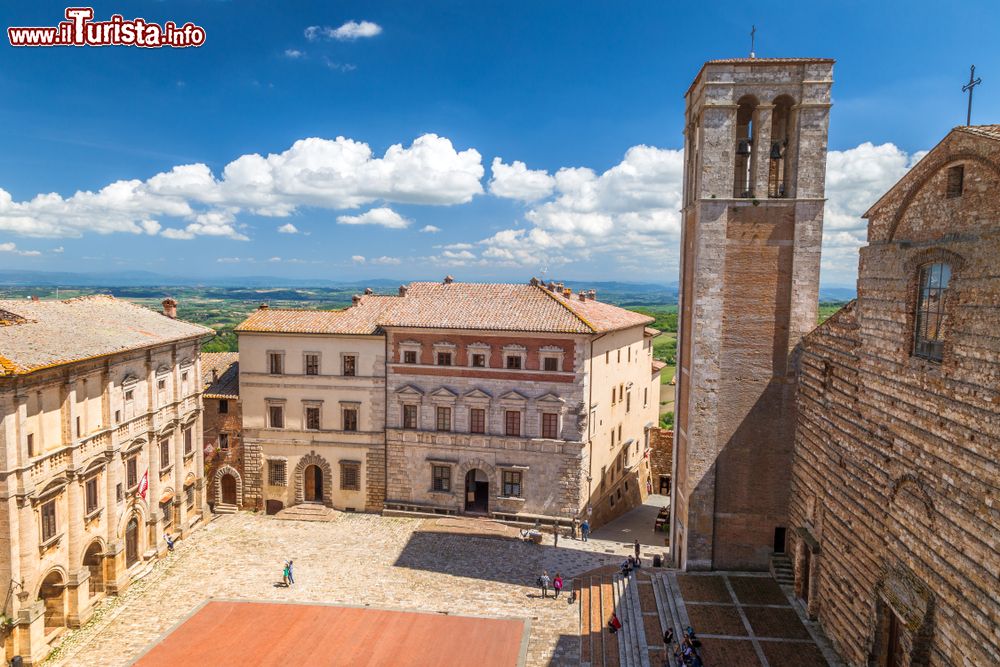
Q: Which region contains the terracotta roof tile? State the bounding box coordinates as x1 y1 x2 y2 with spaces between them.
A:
0 295 211 376
234 281 653 336
956 124 1000 141
201 352 239 398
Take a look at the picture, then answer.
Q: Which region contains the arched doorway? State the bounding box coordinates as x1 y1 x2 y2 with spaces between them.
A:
220 474 238 505
465 469 489 513
83 541 104 596
38 571 66 634
304 464 323 502
125 515 140 568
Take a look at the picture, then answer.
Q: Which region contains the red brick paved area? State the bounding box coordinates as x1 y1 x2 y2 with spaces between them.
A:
135 601 526 667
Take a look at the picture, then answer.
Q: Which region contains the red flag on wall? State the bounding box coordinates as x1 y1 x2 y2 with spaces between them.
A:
138 470 148 500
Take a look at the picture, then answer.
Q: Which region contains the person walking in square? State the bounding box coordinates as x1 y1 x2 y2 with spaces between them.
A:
553 572 564 598
281 561 290 587
538 571 551 598
287 560 295 586
581 519 590 542
634 539 641 560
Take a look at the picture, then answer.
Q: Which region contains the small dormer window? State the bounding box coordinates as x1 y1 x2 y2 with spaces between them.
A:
946 165 964 198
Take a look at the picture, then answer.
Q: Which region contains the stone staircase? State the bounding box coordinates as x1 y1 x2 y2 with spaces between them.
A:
213 503 237 515
771 553 795 586
274 503 338 522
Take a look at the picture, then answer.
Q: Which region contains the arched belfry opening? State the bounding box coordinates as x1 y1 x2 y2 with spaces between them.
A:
734 95 758 198
769 95 796 198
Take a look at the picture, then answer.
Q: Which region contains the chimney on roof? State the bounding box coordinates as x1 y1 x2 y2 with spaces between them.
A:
364 287 373 295
443 275 454 284
588 289 597 301
529 277 539 286
259 303 269 310
30 295 39 302
578 290 587 301
352 294 362 306
547 281 556 292
398 285 408 297
211 368 219 383
162 297 178 319
562 287 572 298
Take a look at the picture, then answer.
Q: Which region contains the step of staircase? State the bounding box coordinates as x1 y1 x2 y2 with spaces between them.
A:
771 553 795 585
213 503 237 514
274 503 338 522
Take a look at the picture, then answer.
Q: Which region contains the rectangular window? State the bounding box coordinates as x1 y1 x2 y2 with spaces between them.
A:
505 355 521 369
403 404 418 430
85 477 99 514
342 355 357 377
268 405 284 429
181 371 189 394
27 433 34 458
115 410 121 423
437 352 452 366
505 410 521 437
127 457 138 489
76 416 81 437
946 164 964 198
340 463 360 491
343 408 358 432
469 408 486 434
219 433 230 450
157 378 167 392
268 460 287 486
116 483 123 503
542 413 559 439
305 407 321 430
618 424 622 441
305 353 320 376
161 501 173 529
125 389 134 403
41 500 57 542
628 347 631 362
914 262 952 363
403 350 417 364
471 353 486 368
268 352 284 375
543 357 559 371
160 438 170 468
611 388 616 405
643 387 648 408
502 470 522 498
432 465 451 492
184 428 193 454
626 391 631 413
436 407 452 432
219 399 229 414
186 486 195 509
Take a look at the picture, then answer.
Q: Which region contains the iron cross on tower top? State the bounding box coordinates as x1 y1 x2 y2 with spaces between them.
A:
963 65 982 126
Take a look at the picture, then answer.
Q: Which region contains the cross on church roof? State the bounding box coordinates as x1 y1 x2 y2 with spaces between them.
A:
963 64 982 126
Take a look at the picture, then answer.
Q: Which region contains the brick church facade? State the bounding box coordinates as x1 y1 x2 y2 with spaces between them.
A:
788 125 1000 667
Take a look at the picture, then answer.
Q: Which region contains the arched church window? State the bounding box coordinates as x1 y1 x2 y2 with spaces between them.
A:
913 262 951 362
733 96 758 198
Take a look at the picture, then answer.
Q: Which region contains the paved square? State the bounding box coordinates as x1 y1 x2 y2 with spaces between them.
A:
43 512 640 667
134 600 527 667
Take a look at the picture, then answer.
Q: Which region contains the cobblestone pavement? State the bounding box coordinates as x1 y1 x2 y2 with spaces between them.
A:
45 512 647 667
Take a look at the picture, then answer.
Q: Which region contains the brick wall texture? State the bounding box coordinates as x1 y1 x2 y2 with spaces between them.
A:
788 127 1000 667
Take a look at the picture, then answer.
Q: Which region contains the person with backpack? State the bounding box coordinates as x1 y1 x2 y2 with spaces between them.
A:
553 572 564 598
537 571 551 598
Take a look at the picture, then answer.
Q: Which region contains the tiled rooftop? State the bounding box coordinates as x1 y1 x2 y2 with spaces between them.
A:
202 352 239 398
235 281 654 336
956 124 1000 141
0 295 211 376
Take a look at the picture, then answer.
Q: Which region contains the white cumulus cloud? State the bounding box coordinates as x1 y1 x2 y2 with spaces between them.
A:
489 157 556 202
371 255 401 265
337 207 411 229
0 242 41 256
284 49 305 59
277 223 299 234
351 255 366 264
419 224 441 233
305 21 382 41
0 133 483 241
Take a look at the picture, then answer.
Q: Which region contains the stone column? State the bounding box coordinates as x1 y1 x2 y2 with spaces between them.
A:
64 471 91 627
751 104 774 199
194 405 208 520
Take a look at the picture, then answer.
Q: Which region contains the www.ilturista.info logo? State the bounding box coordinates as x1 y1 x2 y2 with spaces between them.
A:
8 7 206 48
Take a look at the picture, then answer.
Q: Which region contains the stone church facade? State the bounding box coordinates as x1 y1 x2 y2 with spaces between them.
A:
0 296 210 665
671 58 834 570
787 125 1000 667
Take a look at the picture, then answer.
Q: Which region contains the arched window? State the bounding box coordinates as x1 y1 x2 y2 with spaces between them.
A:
768 96 795 198
913 262 951 362
733 96 758 198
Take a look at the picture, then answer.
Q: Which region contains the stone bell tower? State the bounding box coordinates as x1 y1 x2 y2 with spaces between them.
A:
671 58 834 570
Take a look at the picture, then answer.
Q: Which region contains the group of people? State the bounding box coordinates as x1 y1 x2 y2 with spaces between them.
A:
620 539 643 577
664 626 703 667
536 571 564 598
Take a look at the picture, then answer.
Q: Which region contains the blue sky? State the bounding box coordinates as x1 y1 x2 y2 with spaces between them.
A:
0 1 997 287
